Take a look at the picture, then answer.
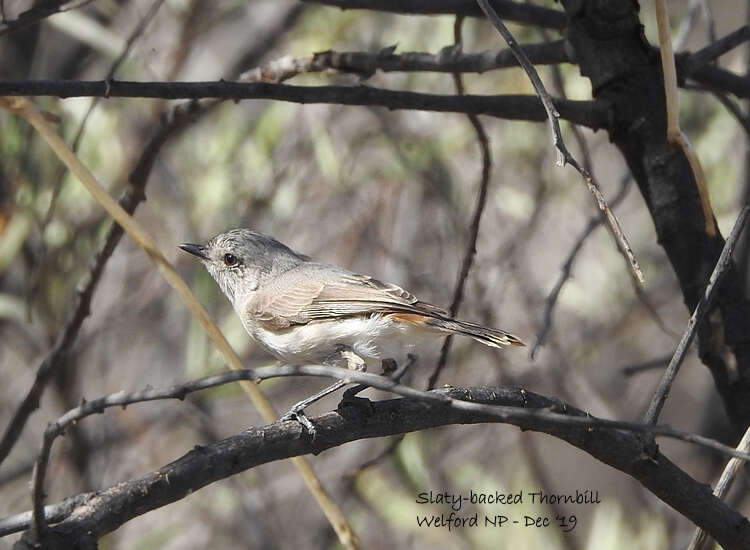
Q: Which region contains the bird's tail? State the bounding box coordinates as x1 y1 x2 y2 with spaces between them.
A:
426 317 525 348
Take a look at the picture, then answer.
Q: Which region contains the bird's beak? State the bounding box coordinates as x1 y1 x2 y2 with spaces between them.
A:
179 243 209 260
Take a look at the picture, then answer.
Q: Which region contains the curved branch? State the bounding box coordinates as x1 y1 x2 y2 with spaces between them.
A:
6 383 750 550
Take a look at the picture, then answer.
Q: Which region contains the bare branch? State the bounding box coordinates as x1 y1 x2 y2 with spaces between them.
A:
687 64 750 98
532 176 632 357
687 425 750 550
4 367 750 548
644 206 750 424
0 80 609 129
241 40 569 81
298 0 567 29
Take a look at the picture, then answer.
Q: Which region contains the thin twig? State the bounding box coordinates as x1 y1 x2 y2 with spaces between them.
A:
686 425 750 550
655 0 717 238
621 355 672 377
644 206 750 424
297 0 568 29
532 176 632 357
476 0 644 284
429 16 494 389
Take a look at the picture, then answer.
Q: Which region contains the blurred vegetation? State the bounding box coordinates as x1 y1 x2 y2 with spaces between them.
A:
0 0 747 548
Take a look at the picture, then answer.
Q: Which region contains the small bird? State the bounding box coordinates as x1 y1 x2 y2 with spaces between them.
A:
180 229 523 433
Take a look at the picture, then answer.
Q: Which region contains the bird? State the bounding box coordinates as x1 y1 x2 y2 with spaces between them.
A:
180 229 523 434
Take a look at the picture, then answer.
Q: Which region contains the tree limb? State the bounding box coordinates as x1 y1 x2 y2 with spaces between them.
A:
297 0 567 29
5 380 750 549
0 80 609 128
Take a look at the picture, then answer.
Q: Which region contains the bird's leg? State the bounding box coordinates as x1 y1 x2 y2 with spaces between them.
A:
279 348 367 438
343 354 417 400
279 379 349 435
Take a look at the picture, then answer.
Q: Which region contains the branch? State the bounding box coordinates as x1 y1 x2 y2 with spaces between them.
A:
532 175 632 357
0 80 609 129
683 24 750 72
687 425 750 550
687 64 750 98
297 0 567 29
240 40 570 81
644 206 750 424
0 0 97 37
4 368 750 549
476 0 644 284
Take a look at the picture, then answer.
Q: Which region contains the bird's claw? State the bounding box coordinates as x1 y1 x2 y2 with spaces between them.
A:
279 407 317 439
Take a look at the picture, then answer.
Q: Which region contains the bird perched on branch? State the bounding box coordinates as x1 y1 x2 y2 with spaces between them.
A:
180 229 523 434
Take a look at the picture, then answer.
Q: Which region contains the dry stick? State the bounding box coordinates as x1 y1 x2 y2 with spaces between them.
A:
0 98 358 550
429 16 493 390
532 176 632 357
476 0 643 288
686 425 750 550
655 0 717 238
644 206 750 425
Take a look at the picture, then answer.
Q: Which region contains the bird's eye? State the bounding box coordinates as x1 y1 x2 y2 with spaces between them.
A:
223 253 239 267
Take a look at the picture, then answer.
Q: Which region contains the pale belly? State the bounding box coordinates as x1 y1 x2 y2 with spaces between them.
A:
245 314 434 368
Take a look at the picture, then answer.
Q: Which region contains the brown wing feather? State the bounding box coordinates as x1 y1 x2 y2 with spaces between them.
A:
247 263 447 329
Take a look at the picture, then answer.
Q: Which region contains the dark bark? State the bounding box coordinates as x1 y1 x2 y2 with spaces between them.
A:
11 387 750 550
0 80 609 129
561 0 750 434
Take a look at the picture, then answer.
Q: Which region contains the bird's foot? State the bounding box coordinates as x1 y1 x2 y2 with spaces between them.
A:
279 404 317 439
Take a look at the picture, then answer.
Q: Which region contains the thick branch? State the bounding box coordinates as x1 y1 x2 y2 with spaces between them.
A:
0 80 610 129
298 0 567 29
7 385 750 550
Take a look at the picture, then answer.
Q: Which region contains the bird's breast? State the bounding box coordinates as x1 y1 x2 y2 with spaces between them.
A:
245 314 433 367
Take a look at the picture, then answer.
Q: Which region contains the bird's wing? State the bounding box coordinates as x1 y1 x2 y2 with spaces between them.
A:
247 264 447 329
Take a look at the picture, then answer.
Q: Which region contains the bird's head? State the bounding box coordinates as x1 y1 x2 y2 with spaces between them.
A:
179 229 306 306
